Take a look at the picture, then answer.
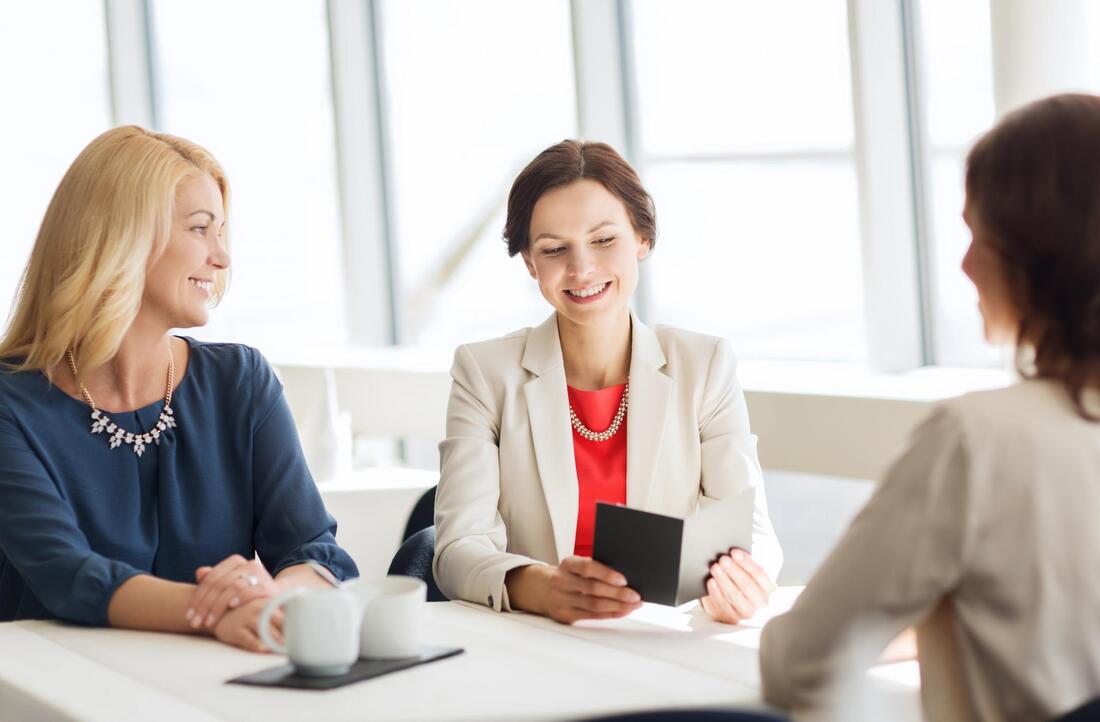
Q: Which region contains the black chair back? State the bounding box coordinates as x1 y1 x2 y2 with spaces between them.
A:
402 486 436 542
387 525 447 601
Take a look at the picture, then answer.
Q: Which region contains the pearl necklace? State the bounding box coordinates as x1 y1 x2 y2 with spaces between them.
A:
66 344 177 458
569 379 629 442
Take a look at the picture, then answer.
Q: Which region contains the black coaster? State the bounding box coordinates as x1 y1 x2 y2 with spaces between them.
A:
228 646 464 690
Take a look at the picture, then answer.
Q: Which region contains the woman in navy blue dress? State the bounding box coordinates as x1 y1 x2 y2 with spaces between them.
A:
0 126 357 652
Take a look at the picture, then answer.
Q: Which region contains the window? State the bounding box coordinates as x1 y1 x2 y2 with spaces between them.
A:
631 0 865 362
151 0 346 348
917 0 998 367
379 0 577 347
0 2 111 318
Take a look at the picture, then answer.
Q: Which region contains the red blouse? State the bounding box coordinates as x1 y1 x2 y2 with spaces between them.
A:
568 383 628 557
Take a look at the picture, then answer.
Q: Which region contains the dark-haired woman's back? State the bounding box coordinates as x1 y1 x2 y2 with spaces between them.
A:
760 378 1100 720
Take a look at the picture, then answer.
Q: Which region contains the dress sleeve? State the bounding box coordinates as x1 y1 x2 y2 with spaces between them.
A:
0 407 142 625
248 350 358 581
697 337 783 580
434 344 546 611
759 406 971 709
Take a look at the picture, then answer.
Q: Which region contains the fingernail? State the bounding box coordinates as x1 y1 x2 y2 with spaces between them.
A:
204 614 215 627
628 591 640 602
615 576 628 586
711 563 721 576
185 608 194 620
229 597 239 609
733 549 745 561
189 616 201 629
720 556 733 569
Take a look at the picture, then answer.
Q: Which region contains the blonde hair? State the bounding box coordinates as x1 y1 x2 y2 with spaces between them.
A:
0 125 230 381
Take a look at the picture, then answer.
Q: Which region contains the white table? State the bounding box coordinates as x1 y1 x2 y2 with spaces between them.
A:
0 592 921 722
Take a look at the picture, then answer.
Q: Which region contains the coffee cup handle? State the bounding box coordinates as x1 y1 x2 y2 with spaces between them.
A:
258 589 300 655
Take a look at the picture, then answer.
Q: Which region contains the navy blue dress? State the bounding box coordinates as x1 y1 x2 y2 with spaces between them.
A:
0 338 358 624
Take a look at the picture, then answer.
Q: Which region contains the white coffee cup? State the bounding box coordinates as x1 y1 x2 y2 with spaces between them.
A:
345 576 426 659
258 587 360 676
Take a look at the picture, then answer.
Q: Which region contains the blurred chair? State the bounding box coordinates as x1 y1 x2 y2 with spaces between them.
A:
581 710 786 722
388 526 446 602
402 486 436 542
1053 696 1100 722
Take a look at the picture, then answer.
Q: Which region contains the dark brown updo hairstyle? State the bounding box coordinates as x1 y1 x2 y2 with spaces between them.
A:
503 140 657 257
966 93 1100 418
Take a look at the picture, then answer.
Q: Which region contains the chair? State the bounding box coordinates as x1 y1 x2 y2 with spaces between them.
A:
581 710 786 722
402 486 436 542
387 526 447 602
1053 696 1100 722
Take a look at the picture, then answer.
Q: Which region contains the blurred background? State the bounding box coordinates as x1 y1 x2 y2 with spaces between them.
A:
2 0 1096 582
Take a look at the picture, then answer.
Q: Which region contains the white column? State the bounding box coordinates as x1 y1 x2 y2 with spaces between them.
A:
327 0 399 345
989 0 1092 116
104 0 156 128
846 0 927 371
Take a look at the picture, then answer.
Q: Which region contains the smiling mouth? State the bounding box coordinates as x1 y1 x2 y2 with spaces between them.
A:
188 278 214 296
565 282 610 299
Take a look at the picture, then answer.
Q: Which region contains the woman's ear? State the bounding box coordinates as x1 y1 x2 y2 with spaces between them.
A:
521 251 538 279
637 238 653 260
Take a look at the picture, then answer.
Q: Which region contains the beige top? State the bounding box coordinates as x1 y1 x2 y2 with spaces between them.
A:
433 311 782 611
760 380 1100 721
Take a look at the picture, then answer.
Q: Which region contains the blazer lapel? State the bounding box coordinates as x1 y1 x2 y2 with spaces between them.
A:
522 314 579 563
625 312 672 511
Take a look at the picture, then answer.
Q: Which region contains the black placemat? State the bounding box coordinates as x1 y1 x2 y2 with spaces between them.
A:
227 646 464 690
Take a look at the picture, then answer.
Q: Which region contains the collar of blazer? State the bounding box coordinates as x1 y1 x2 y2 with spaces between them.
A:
520 310 674 562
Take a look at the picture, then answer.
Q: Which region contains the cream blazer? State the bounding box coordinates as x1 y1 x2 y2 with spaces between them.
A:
760 380 1100 721
433 311 783 612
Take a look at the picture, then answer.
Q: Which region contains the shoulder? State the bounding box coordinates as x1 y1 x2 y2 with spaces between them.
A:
451 328 531 381
183 337 268 376
647 324 736 384
935 379 1080 446
181 338 276 397
651 324 727 360
0 366 54 420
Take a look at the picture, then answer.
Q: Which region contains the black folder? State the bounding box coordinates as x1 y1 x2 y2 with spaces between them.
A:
592 489 756 606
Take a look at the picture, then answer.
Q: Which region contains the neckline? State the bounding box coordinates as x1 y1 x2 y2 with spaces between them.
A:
44 335 195 416
568 382 627 394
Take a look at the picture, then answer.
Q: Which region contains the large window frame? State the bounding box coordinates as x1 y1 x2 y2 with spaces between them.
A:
96 0 1015 373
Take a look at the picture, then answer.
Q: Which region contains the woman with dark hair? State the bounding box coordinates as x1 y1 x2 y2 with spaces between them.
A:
759 94 1100 720
433 140 782 624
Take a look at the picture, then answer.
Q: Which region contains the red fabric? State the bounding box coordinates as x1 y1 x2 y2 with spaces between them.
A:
568 383 628 557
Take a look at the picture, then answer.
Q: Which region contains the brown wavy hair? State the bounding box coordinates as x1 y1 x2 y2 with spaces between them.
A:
503 140 656 257
966 93 1100 419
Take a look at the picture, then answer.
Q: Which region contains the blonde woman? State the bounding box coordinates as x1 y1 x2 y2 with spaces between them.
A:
0 127 357 651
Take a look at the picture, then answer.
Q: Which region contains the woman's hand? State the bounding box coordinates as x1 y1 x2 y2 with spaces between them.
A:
212 598 283 653
186 554 279 630
699 548 776 625
509 557 642 624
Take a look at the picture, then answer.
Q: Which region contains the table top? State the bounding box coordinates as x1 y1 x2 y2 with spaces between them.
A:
0 592 921 722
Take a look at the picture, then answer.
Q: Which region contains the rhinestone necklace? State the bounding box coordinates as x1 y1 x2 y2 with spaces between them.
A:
569 379 629 442
65 344 177 457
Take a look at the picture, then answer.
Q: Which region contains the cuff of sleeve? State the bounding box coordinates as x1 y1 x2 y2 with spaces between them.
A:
271 541 359 583
88 561 144 627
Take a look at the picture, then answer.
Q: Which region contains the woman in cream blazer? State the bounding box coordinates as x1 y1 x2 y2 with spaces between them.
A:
434 140 782 624
759 94 1100 721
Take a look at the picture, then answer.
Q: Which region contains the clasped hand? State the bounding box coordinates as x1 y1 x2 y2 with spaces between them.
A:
186 554 282 651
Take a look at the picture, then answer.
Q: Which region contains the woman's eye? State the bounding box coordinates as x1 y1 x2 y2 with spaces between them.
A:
542 246 565 256
594 237 615 245
191 226 208 235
